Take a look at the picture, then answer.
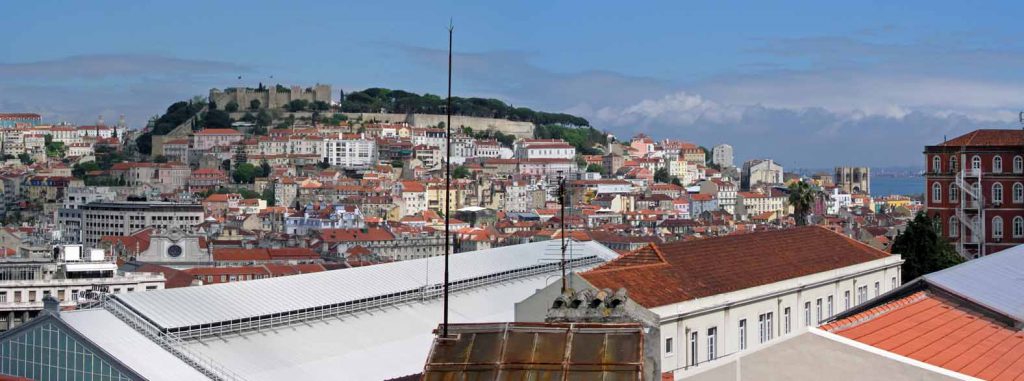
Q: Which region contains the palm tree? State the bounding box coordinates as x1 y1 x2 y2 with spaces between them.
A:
788 180 817 226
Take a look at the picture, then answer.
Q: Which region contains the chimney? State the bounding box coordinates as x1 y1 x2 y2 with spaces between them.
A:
42 295 60 317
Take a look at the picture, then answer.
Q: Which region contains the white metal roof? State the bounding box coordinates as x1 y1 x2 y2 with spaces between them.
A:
182 271 564 381
115 240 618 330
60 309 210 381
923 245 1024 323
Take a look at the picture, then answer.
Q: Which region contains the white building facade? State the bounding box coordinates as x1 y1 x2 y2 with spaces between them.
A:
712 144 734 168
323 138 378 169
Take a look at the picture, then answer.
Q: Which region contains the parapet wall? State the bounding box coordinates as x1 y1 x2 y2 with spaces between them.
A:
344 113 535 138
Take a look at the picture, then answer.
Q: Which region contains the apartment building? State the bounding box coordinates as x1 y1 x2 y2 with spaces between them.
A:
924 129 1024 259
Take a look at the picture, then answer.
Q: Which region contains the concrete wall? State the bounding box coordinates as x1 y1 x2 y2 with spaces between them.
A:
344 113 535 139
682 330 964 381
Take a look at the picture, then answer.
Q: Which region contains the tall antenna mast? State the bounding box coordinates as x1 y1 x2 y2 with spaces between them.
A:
442 20 453 339
559 176 567 293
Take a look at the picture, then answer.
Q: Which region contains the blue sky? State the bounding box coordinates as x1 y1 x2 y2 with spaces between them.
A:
2 1 1023 167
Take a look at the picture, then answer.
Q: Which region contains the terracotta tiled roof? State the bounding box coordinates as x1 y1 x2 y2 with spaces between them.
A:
213 248 271 261
320 228 396 242
400 180 426 193
823 291 1024 380
938 129 1024 147
581 226 891 308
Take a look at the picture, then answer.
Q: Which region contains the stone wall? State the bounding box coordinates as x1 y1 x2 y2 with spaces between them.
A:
210 84 332 111
344 113 535 138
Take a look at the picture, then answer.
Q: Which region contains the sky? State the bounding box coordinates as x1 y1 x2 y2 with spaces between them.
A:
2 1 1023 168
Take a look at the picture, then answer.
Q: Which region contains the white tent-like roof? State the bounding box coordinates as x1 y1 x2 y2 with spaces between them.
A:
60 240 619 380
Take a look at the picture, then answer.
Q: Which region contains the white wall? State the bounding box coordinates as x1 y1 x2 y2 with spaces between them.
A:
656 256 903 378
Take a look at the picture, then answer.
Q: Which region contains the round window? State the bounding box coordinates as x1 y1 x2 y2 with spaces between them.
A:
167 245 183 258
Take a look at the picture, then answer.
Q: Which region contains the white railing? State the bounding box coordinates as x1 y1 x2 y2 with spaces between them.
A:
103 296 248 381
954 175 980 200
155 255 604 341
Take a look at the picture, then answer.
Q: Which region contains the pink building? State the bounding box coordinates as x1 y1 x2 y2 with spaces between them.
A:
193 128 243 151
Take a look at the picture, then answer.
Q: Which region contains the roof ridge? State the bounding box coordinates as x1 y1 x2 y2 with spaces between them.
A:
821 291 929 332
586 243 670 273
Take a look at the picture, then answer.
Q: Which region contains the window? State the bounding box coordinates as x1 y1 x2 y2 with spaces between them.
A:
949 185 959 202
994 156 1004 173
931 183 942 203
950 216 959 238
690 331 698 367
816 299 822 324
665 337 673 355
1015 183 1024 203
844 290 851 310
739 319 747 350
993 216 1004 238
874 282 880 297
827 296 834 317
707 327 717 361
993 183 1004 204
950 156 958 173
972 155 981 172
758 313 774 343
1015 217 1024 238
1015 156 1023 173
804 302 811 326
858 286 868 304
892 277 898 289
932 155 941 173
783 307 791 334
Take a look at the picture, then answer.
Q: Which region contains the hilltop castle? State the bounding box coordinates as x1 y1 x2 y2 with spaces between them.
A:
209 83 332 110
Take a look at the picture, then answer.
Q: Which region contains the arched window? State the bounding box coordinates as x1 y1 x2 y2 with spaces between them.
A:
994 156 1003 173
949 216 959 238
993 216 1004 238
1014 183 1023 203
932 156 941 173
972 155 982 173
932 182 942 203
1015 217 1024 238
949 185 958 202
993 183 1004 204
950 156 958 173
1015 156 1023 174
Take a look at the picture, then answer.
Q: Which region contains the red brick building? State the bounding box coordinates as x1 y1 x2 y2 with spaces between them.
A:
924 129 1024 259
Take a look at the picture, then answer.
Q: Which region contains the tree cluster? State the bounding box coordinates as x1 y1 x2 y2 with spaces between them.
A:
137 100 205 155
891 213 964 283
534 124 608 155
340 88 589 126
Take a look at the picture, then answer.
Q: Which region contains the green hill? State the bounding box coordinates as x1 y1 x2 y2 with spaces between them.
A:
340 88 589 127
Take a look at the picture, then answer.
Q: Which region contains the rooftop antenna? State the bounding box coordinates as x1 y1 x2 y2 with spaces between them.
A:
559 175 567 293
442 19 453 339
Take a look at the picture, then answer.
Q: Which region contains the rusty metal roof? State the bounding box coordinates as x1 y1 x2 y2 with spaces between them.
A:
423 322 644 381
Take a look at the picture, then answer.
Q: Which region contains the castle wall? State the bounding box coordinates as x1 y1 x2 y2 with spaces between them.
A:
343 113 535 138
210 84 332 111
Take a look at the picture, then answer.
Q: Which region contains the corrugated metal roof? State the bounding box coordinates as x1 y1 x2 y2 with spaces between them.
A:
114 240 618 330
180 271 575 381
60 310 210 381
923 245 1024 323
423 322 644 380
